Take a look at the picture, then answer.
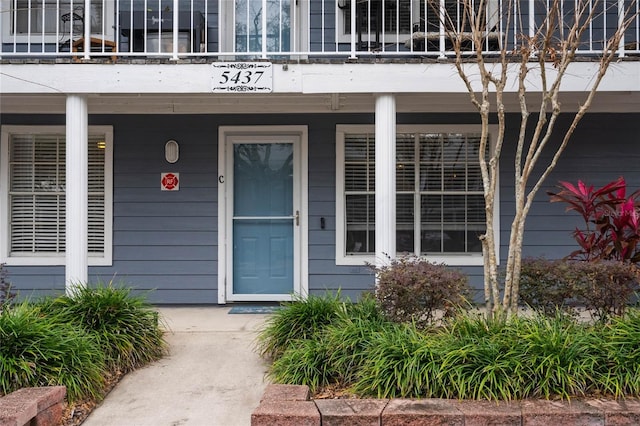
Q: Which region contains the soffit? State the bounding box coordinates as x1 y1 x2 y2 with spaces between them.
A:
2 92 640 114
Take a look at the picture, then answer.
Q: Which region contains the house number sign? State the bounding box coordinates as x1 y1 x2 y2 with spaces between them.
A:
212 62 273 93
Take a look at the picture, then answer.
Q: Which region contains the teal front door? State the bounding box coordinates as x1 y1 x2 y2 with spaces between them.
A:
225 133 303 301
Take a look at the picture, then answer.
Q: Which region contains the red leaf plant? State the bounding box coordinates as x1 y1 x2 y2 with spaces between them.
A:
549 177 640 264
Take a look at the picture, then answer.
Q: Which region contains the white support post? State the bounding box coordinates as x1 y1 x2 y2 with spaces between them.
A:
350 0 357 59
262 0 268 59
83 0 91 60
618 0 626 58
172 0 179 61
528 0 535 40
375 94 396 269
65 94 89 294
438 0 446 59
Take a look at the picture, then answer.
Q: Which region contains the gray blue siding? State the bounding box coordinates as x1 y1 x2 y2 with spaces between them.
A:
1 112 639 303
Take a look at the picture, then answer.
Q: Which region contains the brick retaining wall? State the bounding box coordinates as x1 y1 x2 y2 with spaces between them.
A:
252 384 640 426
0 386 66 426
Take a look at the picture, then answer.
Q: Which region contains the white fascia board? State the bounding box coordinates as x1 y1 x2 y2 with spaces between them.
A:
299 62 640 94
1 62 639 95
0 64 303 94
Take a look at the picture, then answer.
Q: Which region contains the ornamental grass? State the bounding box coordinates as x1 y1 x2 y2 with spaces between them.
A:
44 284 167 373
0 303 106 401
259 294 640 401
0 283 167 402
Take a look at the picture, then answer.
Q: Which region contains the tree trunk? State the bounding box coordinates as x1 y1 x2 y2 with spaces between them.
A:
433 0 636 318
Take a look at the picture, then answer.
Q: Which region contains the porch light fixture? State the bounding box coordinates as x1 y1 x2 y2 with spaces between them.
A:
165 139 179 163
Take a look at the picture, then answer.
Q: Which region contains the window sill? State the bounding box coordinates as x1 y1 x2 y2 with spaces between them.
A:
2 255 111 267
336 253 485 267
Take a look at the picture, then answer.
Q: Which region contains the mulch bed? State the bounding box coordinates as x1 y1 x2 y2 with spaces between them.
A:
61 370 125 425
313 384 359 400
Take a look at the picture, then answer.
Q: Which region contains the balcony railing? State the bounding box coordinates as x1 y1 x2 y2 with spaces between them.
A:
1 0 639 60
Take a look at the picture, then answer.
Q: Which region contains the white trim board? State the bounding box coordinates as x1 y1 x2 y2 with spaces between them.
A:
335 123 499 267
0 124 113 266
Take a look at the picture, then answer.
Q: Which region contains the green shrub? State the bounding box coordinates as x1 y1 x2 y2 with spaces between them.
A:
268 294 392 392
574 261 639 322
356 311 608 400
324 295 392 386
344 292 387 324
435 313 524 400
257 292 345 359
519 258 580 316
372 256 469 328
519 258 639 322
508 313 603 399
353 322 440 398
262 297 640 401
0 303 106 401
46 284 167 373
598 309 640 395
354 313 527 400
269 338 335 392
0 263 16 311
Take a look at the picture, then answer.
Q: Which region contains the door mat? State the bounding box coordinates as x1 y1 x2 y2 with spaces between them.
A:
228 305 281 314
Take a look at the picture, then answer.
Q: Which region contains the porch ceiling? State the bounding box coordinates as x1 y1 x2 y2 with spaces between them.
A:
2 92 640 115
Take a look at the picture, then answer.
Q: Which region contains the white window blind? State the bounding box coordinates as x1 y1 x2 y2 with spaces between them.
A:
7 131 106 256
344 133 376 253
341 129 486 257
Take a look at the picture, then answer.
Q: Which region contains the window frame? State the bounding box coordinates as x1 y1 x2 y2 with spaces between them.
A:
335 124 499 266
1 0 115 44
0 125 113 266
336 0 420 44
220 0 304 54
336 0 500 45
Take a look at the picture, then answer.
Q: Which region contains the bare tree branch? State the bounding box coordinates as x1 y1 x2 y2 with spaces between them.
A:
430 0 638 317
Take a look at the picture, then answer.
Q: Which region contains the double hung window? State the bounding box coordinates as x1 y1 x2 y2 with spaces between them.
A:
0 126 113 265
336 125 496 266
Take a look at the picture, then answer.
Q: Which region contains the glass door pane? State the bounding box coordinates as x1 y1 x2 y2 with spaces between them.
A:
235 0 291 53
232 143 294 295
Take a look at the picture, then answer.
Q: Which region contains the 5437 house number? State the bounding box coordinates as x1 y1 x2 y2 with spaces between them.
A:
212 62 273 93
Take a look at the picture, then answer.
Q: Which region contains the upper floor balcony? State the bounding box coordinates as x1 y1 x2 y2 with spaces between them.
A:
2 0 639 62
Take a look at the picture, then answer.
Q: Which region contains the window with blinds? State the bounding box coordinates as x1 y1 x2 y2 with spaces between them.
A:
339 1 498 35
1 126 111 264
344 133 376 253
11 0 106 35
339 127 488 261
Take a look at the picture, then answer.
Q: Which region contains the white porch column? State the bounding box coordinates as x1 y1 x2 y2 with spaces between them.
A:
375 94 396 268
65 94 88 294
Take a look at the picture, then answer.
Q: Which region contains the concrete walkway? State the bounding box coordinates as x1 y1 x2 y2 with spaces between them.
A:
83 307 271 426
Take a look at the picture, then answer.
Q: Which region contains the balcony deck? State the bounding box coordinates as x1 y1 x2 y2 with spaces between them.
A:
2 0 639 62
3 1 640 115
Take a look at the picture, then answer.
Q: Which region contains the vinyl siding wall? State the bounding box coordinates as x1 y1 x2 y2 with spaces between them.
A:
1 112 638 303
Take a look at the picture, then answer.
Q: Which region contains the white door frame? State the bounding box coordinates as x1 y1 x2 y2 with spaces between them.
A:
217 125 308 304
